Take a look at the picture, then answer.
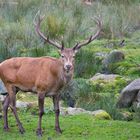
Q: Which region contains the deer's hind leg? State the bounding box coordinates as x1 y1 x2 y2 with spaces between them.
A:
3 94 10 131
6 84 25 134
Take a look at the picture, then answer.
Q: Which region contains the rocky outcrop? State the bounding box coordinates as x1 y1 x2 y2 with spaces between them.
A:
60 107 111 120
60 107 86 116
90 73 119 82
16 101 31 108
117 79 140 108
91 110 111 120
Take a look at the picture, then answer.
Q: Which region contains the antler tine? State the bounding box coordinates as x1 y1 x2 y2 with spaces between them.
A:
33 10 40 26
73 16 102 50
33 11 62 50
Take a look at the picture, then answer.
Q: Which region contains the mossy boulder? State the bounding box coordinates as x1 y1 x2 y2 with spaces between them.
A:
60 107 111 120
92 110 112 120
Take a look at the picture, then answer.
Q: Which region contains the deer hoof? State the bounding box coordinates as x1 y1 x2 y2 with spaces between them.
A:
36 128 43 136
3 126 10 132
19 127 25 134
55 128 62 134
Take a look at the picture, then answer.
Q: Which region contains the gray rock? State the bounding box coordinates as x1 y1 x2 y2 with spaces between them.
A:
136 90 140 102
0 79 7 94
102 50 125 73
16 101 30 108
0 95 5 101
60 107 86 116
90 73 119 82
0 95 6 113
133 90 140 108
60 107 111 120
135 102 140 108
95 52 107 57
117 79 140 108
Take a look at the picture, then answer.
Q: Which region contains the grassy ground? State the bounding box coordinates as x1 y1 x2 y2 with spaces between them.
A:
0 111 140 140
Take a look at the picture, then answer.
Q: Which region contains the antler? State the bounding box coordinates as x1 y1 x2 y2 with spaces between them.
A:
33 11 62 50
73 17 102 50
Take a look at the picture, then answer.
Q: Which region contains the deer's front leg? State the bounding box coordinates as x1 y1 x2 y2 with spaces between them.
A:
53 95 62 134
36 93 45 136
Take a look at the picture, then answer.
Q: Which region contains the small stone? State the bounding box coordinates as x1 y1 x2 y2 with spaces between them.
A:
16 100 30 108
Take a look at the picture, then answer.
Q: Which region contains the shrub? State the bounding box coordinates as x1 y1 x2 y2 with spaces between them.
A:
75 49 102 78
129 105 140 122
62 78 127 120
0 0 140 62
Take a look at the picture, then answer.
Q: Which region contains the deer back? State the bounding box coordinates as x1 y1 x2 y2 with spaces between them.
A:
0 57 65 94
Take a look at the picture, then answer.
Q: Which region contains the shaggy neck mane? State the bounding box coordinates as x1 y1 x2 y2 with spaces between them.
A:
60 68 73 84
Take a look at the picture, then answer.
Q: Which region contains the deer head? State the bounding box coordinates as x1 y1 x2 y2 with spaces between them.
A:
33 11 102 73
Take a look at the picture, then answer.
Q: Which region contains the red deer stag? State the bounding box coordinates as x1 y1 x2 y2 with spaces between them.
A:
0 13 102 136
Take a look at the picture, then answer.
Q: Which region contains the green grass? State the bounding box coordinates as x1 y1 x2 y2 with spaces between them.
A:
0 112 140 140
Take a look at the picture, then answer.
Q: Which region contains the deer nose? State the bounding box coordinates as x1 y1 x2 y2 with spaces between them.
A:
66 65 72 70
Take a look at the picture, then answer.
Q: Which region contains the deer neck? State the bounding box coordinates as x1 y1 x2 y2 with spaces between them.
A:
63 70 73 84
59 61 74 85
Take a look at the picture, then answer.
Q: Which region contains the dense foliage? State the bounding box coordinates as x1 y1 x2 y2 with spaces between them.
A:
0 0 140 60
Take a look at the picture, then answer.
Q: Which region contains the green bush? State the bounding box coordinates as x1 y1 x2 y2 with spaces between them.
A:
129 105 140 122
98 0 140 5
75 49 102 78
63 78 127 120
